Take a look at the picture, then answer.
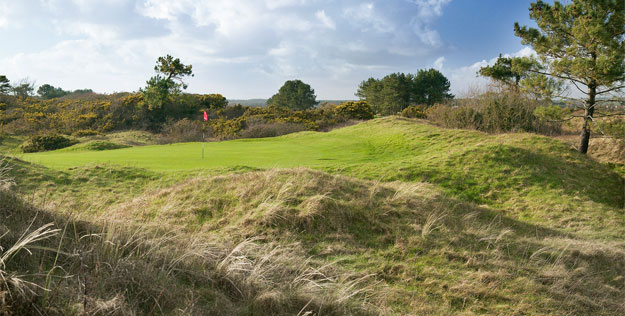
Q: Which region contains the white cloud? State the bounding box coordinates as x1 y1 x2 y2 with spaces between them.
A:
0 2 13 28
411 22 443 47
433 56 445 70
511 46 536 58
265 0 307 10
2 0 455 99
343 3 395 33
414 0 452 20
316 10 335 30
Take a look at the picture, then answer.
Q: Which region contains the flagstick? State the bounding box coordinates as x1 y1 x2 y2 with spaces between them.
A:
202 131 205 159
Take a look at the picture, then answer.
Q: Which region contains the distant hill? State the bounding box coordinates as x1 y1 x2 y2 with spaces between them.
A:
228 99 268 107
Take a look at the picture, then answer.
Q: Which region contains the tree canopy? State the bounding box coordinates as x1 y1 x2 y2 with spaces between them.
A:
414 69 454 106
12 79 35 100
142 55 193 111
154 54 194 88
0 75 10 95
478 55 534 90
37 84 70 99
140 55 194 128
267 80 318 110
356 69 453 115
478 55 563 100
515 0 625 154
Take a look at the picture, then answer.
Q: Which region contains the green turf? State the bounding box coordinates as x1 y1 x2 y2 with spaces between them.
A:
14 117 625 236
20 128 388 172
5 117 625 315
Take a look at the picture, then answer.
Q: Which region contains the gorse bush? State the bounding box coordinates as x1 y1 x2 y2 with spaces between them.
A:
0 93 359 142
204 103 355 140
0 92 231 135
20 134 77 153
334 101 375 120
401 105 427 119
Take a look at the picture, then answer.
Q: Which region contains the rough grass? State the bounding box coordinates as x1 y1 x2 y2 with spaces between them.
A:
75 169 625 314
18 117 624 236
2 117 625 315
0 183 378 315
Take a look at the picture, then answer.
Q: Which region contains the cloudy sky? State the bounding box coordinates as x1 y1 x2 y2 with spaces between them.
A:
0 0 541 99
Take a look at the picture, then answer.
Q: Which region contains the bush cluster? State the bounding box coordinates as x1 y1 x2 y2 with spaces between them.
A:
0 92 229 136
21 134 77 153
401 105 427 119
426 92 564 134
597 118 625 139
334 101 375 120
239 119 308 139
158 118 206 144
207 101 373 140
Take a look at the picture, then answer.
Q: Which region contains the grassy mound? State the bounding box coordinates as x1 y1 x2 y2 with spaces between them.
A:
4 117 625 314
0 183 375 315
59 140 131 152
106 168 625 315
19 117 625 235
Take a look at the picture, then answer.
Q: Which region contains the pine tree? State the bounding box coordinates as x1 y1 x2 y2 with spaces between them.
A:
515 0 625 154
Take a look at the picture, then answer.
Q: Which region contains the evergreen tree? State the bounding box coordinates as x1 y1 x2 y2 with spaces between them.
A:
0 75 10 95
515 0 625 154
141 55 193 127
356 69 453 114
414 69 453 106
37 84 70 99
267 80 318 110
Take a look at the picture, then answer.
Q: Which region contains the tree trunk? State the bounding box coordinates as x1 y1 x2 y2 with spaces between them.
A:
578 83 596 154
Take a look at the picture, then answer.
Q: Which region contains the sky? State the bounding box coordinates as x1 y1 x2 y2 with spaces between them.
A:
0 0 543 99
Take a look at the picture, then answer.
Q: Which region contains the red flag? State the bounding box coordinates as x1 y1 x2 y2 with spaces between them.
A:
203 111 208 121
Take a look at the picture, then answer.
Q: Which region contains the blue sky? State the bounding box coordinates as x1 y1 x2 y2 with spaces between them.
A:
0 0 541 99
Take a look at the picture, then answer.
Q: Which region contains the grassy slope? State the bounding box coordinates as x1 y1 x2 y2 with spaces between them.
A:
4 117 625 315
105 169 625 315
19 117 625 236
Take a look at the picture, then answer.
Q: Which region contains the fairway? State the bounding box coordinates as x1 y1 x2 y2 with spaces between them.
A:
20 118 415 172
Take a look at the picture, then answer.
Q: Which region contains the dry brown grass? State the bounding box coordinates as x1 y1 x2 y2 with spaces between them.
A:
2 163 625 315
0 181 379 315
97 168 625 315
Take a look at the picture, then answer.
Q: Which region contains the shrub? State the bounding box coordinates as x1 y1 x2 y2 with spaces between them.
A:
73 129 99 137
533 105 569 122
159 118 208 144
21 134 77 153
426 104 483 130
239 119 308 138
210 117 245 139
401 105 427 119
426 91 563 135
334 101 374 120
596 118 625 139
83 141 130 151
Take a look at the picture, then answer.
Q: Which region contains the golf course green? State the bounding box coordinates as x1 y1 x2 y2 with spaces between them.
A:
20 117 418 171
